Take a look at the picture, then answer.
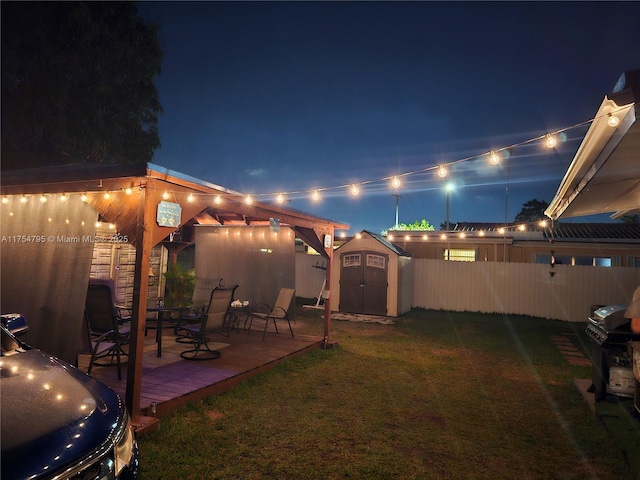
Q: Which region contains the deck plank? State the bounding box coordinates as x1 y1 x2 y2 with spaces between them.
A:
77 326 323 420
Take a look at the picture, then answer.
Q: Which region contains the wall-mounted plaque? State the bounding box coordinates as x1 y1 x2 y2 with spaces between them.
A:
157 201 182 228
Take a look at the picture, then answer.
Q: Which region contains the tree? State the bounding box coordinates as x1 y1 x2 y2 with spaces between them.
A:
514 199 549 223
1 2 163 169
382 219 435 235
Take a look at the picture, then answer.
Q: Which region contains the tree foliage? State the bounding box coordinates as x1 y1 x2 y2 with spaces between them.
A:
1 1 163 169
514 199 549 223
382 219 435 235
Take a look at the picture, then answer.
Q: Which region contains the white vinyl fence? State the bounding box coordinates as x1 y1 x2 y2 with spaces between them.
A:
411 259 640 322
295 253 640 322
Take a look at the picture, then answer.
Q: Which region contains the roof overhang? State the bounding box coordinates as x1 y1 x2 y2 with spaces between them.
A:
0 162 349 247
545 71 640 220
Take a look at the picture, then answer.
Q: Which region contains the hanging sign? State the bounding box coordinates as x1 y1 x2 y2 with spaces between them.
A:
157 201 182 228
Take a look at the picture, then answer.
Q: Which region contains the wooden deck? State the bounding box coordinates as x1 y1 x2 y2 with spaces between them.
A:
77 326 323 425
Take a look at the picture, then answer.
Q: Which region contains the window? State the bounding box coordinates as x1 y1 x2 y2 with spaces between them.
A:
366 254 386 269
443 249 476 262
535 254 612 267
343 254 361 267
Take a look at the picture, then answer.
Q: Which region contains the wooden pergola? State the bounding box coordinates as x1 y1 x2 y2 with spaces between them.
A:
1 162 348 425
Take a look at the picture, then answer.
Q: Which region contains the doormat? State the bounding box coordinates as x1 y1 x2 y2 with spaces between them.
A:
143 342 230 369
331 313 395 325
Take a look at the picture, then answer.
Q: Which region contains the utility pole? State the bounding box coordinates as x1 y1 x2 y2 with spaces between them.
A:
392 194 401 228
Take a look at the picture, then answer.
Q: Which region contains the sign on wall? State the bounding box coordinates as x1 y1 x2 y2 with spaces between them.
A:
157 201 182 228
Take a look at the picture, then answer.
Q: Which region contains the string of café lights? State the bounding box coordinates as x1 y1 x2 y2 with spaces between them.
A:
1 108 625 235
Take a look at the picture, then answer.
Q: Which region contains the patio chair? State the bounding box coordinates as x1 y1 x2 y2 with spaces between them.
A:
179 284 238 360
85 278 131 380
246 288 295 340
175 277 223 340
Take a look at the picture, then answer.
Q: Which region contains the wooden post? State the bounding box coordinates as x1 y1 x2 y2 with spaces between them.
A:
126 182 158 429
323 226 338 348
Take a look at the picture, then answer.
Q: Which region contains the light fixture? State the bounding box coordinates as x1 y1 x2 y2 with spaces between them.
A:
275 193 285 204
391 176 401 189
545 134 557 149
81 193 88 202
478 230 485 237
489 151 501 165
311 189 320 202
162 191 170 200
20 195 27 204
404 235 410 241
59 193 68 202
214 194 222 205
187 193 195 203
124 187 133 195
607 113 620 127
103 192 111 200
539 220 547 228
518 224 526 231
244 195 253 205
422 234 428 240
350 184 360 196
437 165 448 178
40 194 48 203
440 233 447 240
459 232 465 238
498 227 505 234
2 196 8 204
387 234 394 241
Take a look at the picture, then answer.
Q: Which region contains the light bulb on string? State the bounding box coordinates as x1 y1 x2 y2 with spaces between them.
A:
59 193 68 202
40 194 47 203
162 191 170 200
607 113 620 127
437 165 448 178
214 194 222 205
81 193 88 202
391 176 401 189
244 194 253 205
350 184 360 197
275 193 285 205
2 196 9 204
20 195 27 204
187 193 195 203
124 187 133 195
545 134 557 149
311 189 321 202
103 192 111 200
488 151 501 165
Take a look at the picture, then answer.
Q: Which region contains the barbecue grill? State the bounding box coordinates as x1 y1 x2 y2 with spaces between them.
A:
586 305 640 401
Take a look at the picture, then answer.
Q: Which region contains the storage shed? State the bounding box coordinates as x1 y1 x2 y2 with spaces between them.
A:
331 231 412 317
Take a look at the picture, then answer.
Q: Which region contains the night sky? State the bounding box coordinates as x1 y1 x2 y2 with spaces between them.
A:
138 1 640 234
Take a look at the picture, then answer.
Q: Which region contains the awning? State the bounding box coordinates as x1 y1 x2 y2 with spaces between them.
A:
545 70 640 220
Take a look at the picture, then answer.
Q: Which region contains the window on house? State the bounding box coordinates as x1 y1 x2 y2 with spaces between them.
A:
443 249 476 262
535 254 612 267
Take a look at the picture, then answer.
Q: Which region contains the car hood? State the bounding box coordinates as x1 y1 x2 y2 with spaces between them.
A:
1 348 123 479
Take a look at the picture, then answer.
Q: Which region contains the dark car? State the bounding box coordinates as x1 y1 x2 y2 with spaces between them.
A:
1 313 139 480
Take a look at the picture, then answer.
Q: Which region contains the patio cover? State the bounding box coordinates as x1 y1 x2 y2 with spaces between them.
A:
1 162 348 422
545 70 640 220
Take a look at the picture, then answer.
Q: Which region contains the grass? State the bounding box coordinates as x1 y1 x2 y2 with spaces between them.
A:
137 304 636 479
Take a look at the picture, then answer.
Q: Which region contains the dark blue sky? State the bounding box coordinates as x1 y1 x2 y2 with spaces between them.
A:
138 1 640 234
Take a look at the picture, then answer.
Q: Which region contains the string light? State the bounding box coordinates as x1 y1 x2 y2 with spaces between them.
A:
311 189 320 202
81 193 88 202
124 187 133 195
162 191 170 200
245 194 253 205
103 192 111 200
20 195 27 204
59 193 68 202
545 134 557 149
607 113 620 127
214 194 222 205
40 194 47 203
391 176 401 189
437 165 448 178
187 193 195 202
275 193 285 204
489 151 501 165
350 184 360 197
2 196 8 204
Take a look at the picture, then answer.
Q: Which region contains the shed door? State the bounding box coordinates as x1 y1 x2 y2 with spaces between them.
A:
339 252 388 315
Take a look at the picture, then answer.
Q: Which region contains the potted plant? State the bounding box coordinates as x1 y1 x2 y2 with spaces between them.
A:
162 263 195 308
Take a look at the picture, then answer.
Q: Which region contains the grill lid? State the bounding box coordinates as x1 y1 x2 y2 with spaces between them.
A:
590 304 628 331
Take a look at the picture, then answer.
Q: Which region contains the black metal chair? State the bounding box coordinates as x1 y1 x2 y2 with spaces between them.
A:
85 278 131 379
179 285 238 360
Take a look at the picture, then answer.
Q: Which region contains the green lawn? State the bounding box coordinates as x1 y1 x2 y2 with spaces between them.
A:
137 305 635 479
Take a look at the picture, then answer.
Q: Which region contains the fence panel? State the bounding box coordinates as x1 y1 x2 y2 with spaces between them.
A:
411 259 640 322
